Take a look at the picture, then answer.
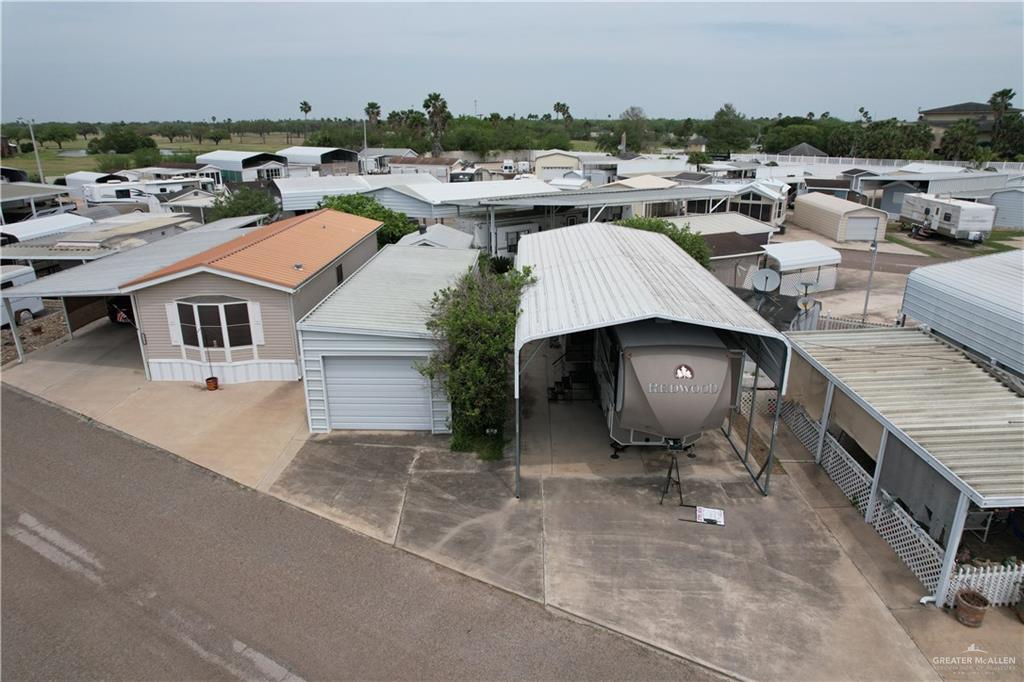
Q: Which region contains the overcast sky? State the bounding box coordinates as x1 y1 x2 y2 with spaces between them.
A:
2 2 1021 122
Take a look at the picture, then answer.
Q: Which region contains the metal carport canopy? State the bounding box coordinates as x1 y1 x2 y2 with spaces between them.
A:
474 185 733 208
0 229 253 298
511 223 792 498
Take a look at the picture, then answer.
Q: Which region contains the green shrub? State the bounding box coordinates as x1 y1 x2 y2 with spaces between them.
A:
421 265 535 459
614 216 711 268
319 193 416 247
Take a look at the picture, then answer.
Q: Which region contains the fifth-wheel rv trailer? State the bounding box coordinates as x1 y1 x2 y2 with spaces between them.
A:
899 193 996 242
594 320 735 449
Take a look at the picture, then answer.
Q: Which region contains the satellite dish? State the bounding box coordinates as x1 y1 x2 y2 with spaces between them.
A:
751 268 781 293
797 296 816 311
797 279 819 295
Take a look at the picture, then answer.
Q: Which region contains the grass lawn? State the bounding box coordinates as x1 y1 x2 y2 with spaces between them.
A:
569 139 599 151
3 132 298 181
983 228 1024 252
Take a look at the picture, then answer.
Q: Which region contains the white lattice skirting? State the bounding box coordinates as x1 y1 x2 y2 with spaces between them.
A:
780 402 947 595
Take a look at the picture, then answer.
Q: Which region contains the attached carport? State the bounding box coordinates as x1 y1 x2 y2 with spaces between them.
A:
1 229 254 368
785 327 1024 606
512 222 791 498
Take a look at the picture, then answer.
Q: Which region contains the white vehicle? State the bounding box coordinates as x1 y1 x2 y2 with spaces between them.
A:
1 265 45 326
900 193 996 242
501 159 515 173
516 161 531 174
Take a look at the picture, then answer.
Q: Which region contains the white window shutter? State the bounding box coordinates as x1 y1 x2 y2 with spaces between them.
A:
247 302 264 345
165 302 182 345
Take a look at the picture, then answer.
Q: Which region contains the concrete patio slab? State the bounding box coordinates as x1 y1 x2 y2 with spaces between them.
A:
271 439 419 543
542 474 939 681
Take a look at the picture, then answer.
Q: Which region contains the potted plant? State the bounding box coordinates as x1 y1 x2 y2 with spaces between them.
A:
954 588 989 628
205 340 219 391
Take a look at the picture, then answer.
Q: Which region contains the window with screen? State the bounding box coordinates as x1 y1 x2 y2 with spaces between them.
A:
176 296 252 350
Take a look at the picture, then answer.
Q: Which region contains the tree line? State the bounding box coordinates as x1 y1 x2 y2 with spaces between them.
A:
3 89 1021 162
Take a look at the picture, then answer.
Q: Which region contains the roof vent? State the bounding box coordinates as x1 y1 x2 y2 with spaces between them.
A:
294 263 304 270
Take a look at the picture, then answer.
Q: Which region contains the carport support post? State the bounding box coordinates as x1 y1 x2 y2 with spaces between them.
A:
932 491 969 607
744 362 759 465
814 381 835 464
861 240 879 323
60 298 73 339
4 298 25 363
864 429 889 522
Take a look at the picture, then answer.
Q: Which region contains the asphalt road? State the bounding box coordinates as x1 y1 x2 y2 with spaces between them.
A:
836 247 940 274
1 387 716 681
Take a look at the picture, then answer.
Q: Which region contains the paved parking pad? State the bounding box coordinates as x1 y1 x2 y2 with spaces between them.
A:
397 460 544 602
542 474 938 681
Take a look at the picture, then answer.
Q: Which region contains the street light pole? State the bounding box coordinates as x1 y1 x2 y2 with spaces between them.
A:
861 239 879 323
19 118 45 183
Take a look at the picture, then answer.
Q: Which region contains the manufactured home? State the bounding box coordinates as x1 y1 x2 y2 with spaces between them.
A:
791 192 887 242
899 193 996 242
195 151 295 183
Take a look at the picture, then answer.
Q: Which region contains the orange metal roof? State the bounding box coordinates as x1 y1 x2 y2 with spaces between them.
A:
126 209 381 290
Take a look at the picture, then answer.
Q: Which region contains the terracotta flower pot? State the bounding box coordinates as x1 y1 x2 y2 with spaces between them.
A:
954 589 989 628
205 376 219 391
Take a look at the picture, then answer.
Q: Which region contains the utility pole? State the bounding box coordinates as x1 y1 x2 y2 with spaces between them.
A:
861 239 879 323
19 118 44 183
362 119 368 150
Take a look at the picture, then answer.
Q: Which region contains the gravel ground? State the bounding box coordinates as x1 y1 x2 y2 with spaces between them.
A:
2 301 68 365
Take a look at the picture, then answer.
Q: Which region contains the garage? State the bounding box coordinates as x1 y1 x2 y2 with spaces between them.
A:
324 356 432 430
790 192 888 243
845 216 881 241
298 244 479 433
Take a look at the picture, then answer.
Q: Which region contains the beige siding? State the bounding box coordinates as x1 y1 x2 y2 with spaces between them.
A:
292 233 378 319
791 194 887 242
135 272 296 363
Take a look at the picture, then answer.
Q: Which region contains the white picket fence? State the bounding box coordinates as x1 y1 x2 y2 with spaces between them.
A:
779 402 946 593
947 564 1024 607
734 153 1024 173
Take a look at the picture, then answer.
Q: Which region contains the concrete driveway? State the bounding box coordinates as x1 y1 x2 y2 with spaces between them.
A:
2 320 308 489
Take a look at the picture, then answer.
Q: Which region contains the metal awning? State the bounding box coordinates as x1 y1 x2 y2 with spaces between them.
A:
477 185 732 208
787 327 1024 508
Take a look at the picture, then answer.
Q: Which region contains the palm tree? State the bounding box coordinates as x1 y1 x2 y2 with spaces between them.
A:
422 92 450 156
299 100 312 137
364 102 381 127
988 88 1017 153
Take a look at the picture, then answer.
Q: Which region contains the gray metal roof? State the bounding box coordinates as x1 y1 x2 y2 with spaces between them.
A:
479 184 732 208
298 245 478 338
188 214 268 232
1 229 254 298
0 182 71 203
396 223 475 249
514 222 790 393
787 328 1024 507
901 251 1024 377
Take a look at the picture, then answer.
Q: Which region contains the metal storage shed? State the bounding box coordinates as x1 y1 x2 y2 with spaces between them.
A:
983 187 1024 229
275 146 358 166
513 222 792 497
790 192 887 242
297 245 478 433
901 251 1024 377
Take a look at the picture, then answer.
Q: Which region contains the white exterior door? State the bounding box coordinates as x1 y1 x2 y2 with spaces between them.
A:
846 216 879 241
324 356 432 430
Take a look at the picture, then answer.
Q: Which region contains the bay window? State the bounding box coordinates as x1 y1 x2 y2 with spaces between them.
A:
176 296 252 350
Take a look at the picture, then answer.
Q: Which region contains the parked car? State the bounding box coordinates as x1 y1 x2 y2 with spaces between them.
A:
1 265 45 327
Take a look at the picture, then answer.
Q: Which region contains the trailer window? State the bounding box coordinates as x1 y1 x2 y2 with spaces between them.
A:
943 212 952 222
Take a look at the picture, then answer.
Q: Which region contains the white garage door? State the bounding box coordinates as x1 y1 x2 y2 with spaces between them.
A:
846 216 880 241
324 356 432 430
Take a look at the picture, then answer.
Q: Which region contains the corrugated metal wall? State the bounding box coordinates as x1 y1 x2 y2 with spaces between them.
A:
984 190 1024 229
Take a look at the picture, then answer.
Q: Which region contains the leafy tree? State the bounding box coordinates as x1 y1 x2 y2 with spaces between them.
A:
423 92 451 156
130 146 162 167
675 118 696 142
76 122 98 140
87 125 157 154
687 151 711 168
615 216 710 268
989 88 1022 158
318 193 416 246
761 124 821 153
190 123 209 145
2 122 28 146
38 122 76 149
939 119 978 160
208 127 227 145
420 265 535 458
705 103 756 153
207 187 279 222
364 101 381 126
158 122 187 143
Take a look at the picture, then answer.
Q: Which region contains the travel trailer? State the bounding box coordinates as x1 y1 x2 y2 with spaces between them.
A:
83 177 213 205
900 193 996 242
594 320 734 449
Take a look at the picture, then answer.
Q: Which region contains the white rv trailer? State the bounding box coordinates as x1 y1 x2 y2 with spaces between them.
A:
594 320 735 448
83 177 213 205
1 265 45 326
899 193 996 242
